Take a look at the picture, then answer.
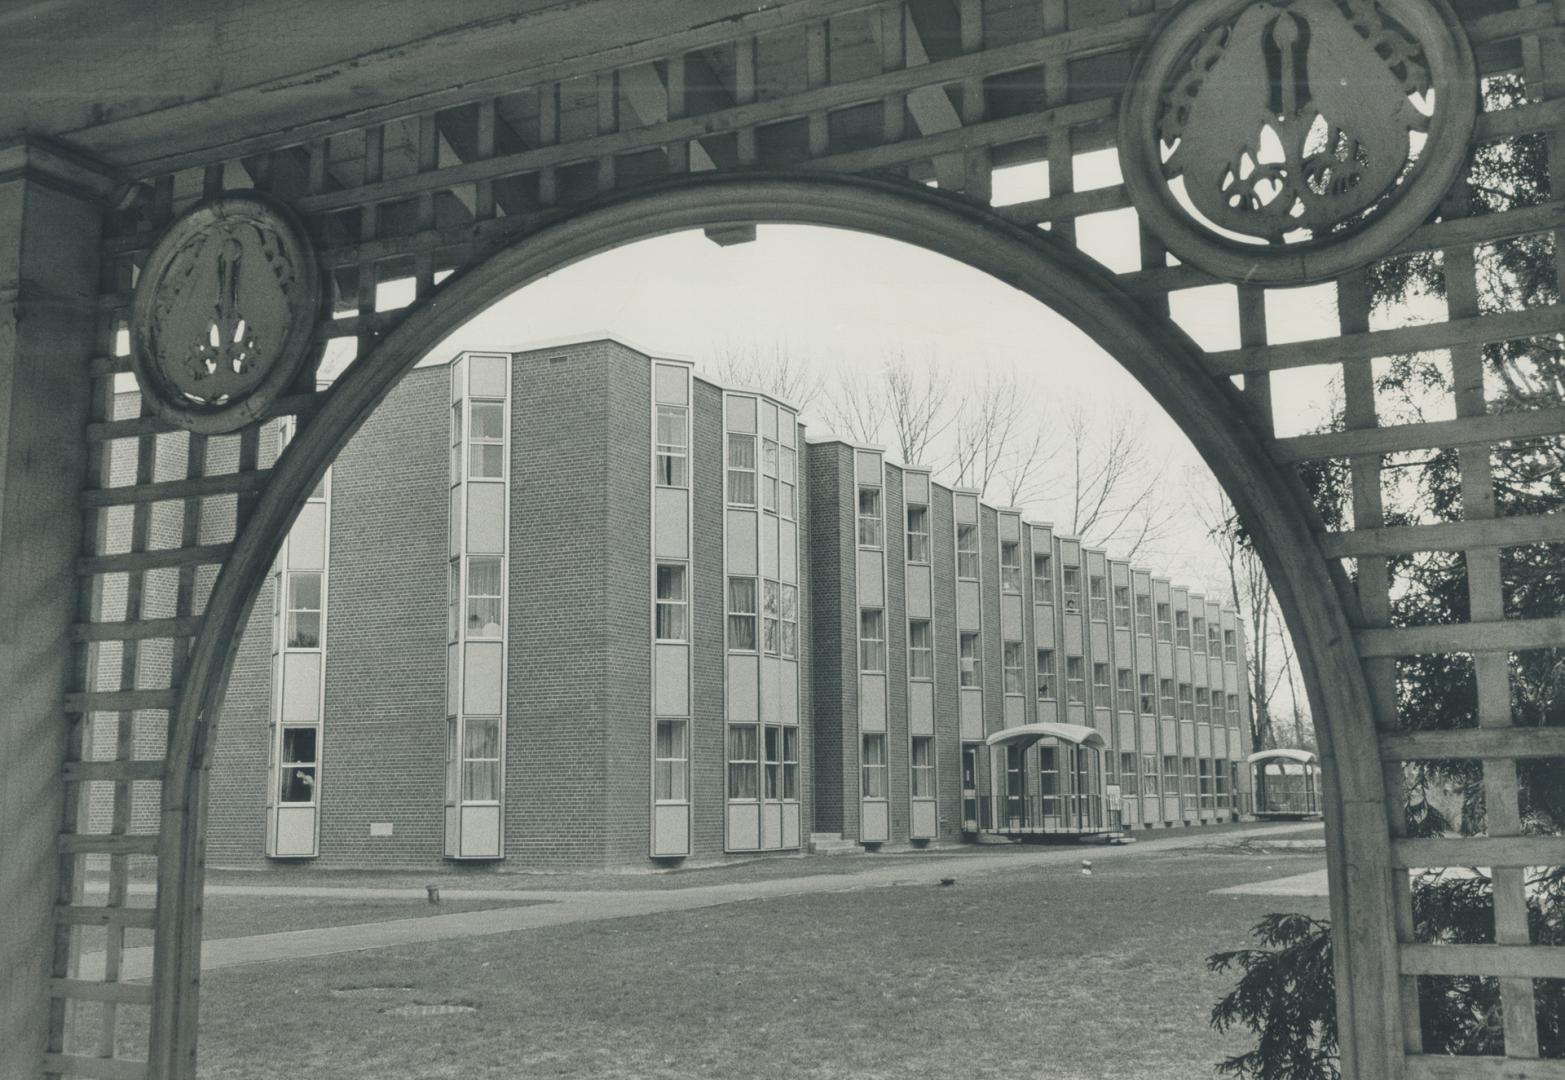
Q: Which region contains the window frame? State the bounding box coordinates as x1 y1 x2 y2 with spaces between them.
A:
861 732 888 800
465 556 504 640
466 398 506 480
1003 641 1024 695
1000 541 1022 594
1062 566 1082 614
958 632 982 688
1092 662 1112 708
908 619 934 680
655 563 689 643
1113 585 1132 629
911 735 935 798
906 504 931 564
654 718 689 803
955 523 980 580
1036 649 1056 700
1066 656 1086 703
727 724 759 801
857 485 884 548
726 432 757 507
727 576 759 652
1088 575 1108 621
1032 552 1053 603
655 403 689 488
859 608 887 673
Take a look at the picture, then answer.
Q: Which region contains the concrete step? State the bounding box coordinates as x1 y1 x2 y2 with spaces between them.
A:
807 833 862 855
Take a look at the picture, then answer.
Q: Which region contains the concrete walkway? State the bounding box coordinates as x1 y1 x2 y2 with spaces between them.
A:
80 821 1321 982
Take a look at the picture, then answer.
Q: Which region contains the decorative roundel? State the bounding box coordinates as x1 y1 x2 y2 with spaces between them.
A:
131 192 323 434
1117 0 1478 286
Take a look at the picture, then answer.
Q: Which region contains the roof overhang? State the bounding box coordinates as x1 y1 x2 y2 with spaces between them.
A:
1247 749 1318 765
985 723 1106 751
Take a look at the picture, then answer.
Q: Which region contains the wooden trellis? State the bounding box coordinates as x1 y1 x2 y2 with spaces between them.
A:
41 1 1565 1077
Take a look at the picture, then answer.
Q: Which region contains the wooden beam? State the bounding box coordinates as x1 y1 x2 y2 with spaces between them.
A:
62 688 178 714
1356 615 1565 657
1380 726 1565 760
1401 943 1565 979
71 616 206 643
76 545 231 577
1393 835 1565 869
61 761 164 783
1321 514 1565 558
48 979 154 1006
39 1054 147 1080
1406 1055 1565 1080
82 470 272 509
1272 408 1565 463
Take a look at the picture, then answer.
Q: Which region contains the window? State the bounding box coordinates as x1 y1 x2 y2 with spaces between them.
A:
1175 609 1191 648
1033 552 1053 603
726 433 756 505
447 561 460 641
1117 669 1136 713
278 727 317 802
783 727 800 799
1178 683 1194 723
1224 629 1238 662
1135 593 1153 637
655 564 688 642
1209 624 1223 655
1093 663 1112 707
1089 575 1108 621
906 505 930 563
1228 693 1241 728
762 439 780 512
1199 759 1214 809
780 445 797 517
285 571 322 648
1113 586 1132 629
468 400 505 479
1000 542 1022 594
1160 678 1176 718
1192 616 1207 653
1182 756 1199 810
1196 687 1210 725
654 719 688 801
463 717 501 801
1119 752 1139 797
858 486 883 547
1037 649 1056 699
862 733 888 798
911 736 935 797
1143 754 1160 797
466 557 503 638
859 609 886 672
1163 755 1180 798
655 404 688 487
909 620 934 679
1139 673 1156 715
1156 602 1172 642
959 632 982 687
727 725 759 799
449 400 463 482
1062 567 1082 613
1215 768 1230 808
764 725 782 799
1003 642 1024 695
727 577 758 651
763 580 781 655
956 524 979 579
1066 657 1086 703
781 584 798 658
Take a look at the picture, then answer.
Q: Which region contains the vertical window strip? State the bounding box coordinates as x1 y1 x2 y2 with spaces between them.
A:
655 403 689 488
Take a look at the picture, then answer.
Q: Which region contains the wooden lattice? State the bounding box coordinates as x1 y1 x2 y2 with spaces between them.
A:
46 2 1565 1077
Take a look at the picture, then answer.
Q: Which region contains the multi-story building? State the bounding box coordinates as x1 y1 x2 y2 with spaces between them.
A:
149 336 1253 871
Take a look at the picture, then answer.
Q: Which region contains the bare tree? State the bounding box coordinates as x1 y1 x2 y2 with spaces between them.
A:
708 340 826 412
947 367 1028 496
882 352 954 467
1031 401 1178 561
819 366 891 446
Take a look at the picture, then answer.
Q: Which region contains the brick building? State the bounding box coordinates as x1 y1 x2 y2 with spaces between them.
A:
179 337 1252 870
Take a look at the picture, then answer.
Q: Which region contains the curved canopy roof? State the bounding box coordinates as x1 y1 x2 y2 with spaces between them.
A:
1247 749 1317 765
985 722 1106 750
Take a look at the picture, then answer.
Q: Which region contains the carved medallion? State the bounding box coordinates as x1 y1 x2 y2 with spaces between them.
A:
131 193 323 433
1117 0 1477 285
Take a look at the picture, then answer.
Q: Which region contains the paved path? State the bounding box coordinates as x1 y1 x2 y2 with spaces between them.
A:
1212 867 1330 897
80 822 1321 981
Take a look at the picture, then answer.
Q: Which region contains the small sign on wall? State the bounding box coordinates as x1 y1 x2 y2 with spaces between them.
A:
369 822 394 837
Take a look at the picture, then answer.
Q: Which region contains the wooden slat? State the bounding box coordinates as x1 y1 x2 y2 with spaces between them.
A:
1468 1 1560 45
76 545 231 577
71 616 205 644
81 470 270 509
1356 616 1565 657
1208 303 1565 377
1380 727 1565 760
62 688 177 714
53 905 157 929
1322 513 1565 557
87 392 323 442
286 17 1154 217
1406 1055 1565 1080
1393 835 1565 869
58 834 159 856
1273 408 1565 463
1401 943 1565 979
61 760 164 783
40 1054 147 1080
998 182 1132 225
48 979 154 1005
88 354 133 379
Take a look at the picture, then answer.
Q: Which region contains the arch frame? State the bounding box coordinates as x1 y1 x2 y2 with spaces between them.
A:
148 170 1396 1078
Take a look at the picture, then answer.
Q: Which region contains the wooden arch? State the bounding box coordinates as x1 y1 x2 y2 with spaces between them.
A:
141 170 1396 1076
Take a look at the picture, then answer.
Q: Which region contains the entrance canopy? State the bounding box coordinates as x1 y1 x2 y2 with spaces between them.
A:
1247 749 1317 766
985 723 1106 752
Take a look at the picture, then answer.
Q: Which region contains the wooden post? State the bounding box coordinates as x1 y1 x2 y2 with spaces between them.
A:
0 138 111 1080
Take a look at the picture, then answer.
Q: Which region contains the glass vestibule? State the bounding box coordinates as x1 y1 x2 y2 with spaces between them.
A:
1247 749 1322 818
978 723 1108 836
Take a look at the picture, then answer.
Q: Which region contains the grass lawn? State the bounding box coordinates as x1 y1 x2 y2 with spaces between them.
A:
139 843 1327 1079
